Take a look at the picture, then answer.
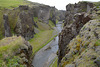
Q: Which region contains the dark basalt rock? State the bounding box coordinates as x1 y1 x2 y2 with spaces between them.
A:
19 5 29 10
14 11 35 40
3 14 12 37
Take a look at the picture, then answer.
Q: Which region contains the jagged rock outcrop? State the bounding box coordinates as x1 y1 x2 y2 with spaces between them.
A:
58 2 94 64
19 5 29 10
60 19 100 67
14 11 35 40
58 1 100 67
30 5 51 23
56 10 66 21
0 3 65 40
49 7 57 25
3 14 12 37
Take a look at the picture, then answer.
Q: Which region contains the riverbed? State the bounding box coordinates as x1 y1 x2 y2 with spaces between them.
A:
32 21 63 67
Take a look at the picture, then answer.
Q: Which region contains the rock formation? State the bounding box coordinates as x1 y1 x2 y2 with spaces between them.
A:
58 2 94 64
3 14 11 37
14 11 35 40
0 36 33 67
0 3 65 40
58 1 100 67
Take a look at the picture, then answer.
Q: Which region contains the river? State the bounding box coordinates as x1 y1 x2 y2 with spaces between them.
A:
32 21 63 67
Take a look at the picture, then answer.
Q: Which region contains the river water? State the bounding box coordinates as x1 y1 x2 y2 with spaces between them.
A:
32 21 63 67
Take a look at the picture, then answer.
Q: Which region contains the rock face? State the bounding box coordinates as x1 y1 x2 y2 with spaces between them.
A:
18 37 33 66
57 10 66 21
60 19 100 67
58 2 94 64
58 1 100 67
49 7 57 25
19 5 29 10
3 14 11 37
14 11 35 40
0 3 65 40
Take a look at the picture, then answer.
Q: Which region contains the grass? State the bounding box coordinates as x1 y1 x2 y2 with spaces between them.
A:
0 36 22 57
0 0 28 9
0 36 25 66
49 20 55 28
33 17 39 22
50 57 58 67
29 30 57 54
0 0 28 39
52 58 58 67
56 19 58 24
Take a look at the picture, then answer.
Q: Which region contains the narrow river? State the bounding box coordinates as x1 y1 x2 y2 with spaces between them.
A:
32 21 63 67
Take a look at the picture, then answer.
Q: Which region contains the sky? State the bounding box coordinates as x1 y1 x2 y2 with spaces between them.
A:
28 0 100 10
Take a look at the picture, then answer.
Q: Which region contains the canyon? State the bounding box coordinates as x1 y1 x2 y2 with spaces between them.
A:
0 0 100 67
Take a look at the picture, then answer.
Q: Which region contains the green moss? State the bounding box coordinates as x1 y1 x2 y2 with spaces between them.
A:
56 19 58 24
8 9 21 34
49 20 55 28
95 40 100 46
0 11 4 39
33 17 39 22
50 57 58 67
37 22 51 31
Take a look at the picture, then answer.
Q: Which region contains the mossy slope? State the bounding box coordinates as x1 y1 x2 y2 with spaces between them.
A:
60 19 100 67
0 36 33 67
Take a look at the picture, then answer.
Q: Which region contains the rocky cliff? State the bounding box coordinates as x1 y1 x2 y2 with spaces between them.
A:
0 2 65 40
58 1 100 67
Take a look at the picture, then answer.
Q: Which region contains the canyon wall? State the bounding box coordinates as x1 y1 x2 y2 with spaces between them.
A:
0 3 65 40
58 1 100 67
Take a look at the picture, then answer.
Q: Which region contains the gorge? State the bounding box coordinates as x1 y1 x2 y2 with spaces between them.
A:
0 0 100 67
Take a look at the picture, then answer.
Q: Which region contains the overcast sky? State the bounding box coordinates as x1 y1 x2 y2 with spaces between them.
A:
28 0 100 10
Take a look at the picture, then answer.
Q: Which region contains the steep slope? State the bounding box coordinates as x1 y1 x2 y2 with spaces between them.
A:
0 0 65 67
0 36 32 67
60 19 100 67
58 1 100 67
0 0 65 40
58 1 94 64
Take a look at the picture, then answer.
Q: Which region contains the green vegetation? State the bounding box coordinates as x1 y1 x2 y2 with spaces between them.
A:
49 20 55 28
95 40 100 46
56 19 58 24
33 17 39 22
0 36 25 66
8 9 21 34
29 30 57 54
0 0 58 66
0 0 28 39
0 0 28 9
50 57 58 67
0 11 4 39
93 2 100 8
